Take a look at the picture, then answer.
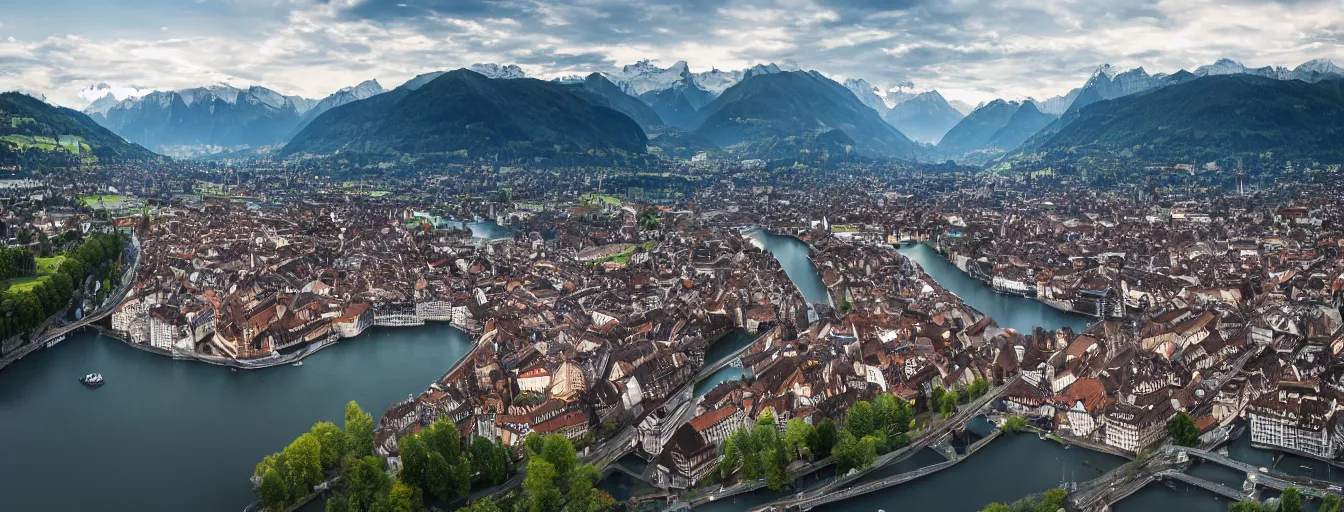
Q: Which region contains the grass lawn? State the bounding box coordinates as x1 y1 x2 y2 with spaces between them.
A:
80 195 129 208
4 275 49 292
35 255 65 276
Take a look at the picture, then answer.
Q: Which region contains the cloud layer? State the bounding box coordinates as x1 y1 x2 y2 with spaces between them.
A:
1 0 1341 108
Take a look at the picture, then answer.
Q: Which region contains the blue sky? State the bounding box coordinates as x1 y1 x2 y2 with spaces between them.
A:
2 0 1342 108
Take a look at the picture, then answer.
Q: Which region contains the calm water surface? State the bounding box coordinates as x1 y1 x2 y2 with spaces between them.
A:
898 243 1092 333
0 324 470 511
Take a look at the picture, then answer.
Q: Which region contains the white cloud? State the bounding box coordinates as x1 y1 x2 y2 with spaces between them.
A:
2 0 1341 109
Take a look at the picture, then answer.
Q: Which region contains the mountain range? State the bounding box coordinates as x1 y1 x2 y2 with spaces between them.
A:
30 55 1344 166
1011 74 1344 165
282 70 648 158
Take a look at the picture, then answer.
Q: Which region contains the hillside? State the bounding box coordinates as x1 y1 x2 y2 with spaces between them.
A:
0 92 156 166
283 70 648 158
561 74 664 130
690 71 921 158
1012 75 1344 165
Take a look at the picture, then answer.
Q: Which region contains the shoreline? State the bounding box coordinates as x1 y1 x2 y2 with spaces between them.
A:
85 317 478 371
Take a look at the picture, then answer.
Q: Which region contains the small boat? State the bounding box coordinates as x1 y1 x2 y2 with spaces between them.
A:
292 361 304 367
80 373 104 388
230 367 238 373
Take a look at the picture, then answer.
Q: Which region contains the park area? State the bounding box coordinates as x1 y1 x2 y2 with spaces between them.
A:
3 256 66 292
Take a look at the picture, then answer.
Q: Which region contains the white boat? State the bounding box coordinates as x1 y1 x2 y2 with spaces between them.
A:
292 361 304 367
80 373 104 388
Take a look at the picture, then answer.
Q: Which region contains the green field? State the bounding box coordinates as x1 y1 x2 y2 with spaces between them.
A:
10 117 36 129
80 195 131 208
35 255 65 276
4 275 49 292
583 193 622 206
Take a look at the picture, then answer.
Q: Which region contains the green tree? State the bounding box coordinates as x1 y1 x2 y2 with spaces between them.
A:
341 455 391 512
765 444 790 491
541 434 578 482
311 421 346 470
470 436 507 485
423 451 455 501
373 480 421 512
524 433 546 458
325 492 350 512
1167 412 1200 447
522 458 563 512
939 390 960 418
808 419 839 459
397 435 430 492
1321 493 1342 512
873 394 912 436
930 386 946 411
463 498 503 512
345 401 375 458
567 464 602 512
259 468 288 512
282 433 325 500
846 401 875 438
968 378 990 400
1280 487 1303 512
422 418 462 463
1227 501 1275 512
783 418 815 461
832 431 862 474
1002 415 1028 433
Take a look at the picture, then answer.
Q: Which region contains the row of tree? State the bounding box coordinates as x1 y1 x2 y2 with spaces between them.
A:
979 488 1068 512
0 247 35 281
254 401 376 512
1230 486 1341 512
0 232 123 340
396 417 511 504
714 392 921 490
520 433 612 512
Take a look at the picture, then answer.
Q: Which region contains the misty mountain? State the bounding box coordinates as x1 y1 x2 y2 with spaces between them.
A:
689 70 921 158
283 69 648 158
983 101 1056 152
882 91 964 144
88 84 314 152
560 73 664 131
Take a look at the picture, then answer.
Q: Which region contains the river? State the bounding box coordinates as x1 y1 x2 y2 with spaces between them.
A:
898 243 1092 334
0 324 471 511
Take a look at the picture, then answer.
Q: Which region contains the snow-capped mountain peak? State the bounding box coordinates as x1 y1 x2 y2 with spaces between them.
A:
1195 58 1247 76
842 78 890 114
1091 64 1120 80
606 60 698 97
1294 58 1342 77
468 63 527 79
178 84 242 106
84 92 122 117
339 79 385 98
246 86 290 110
